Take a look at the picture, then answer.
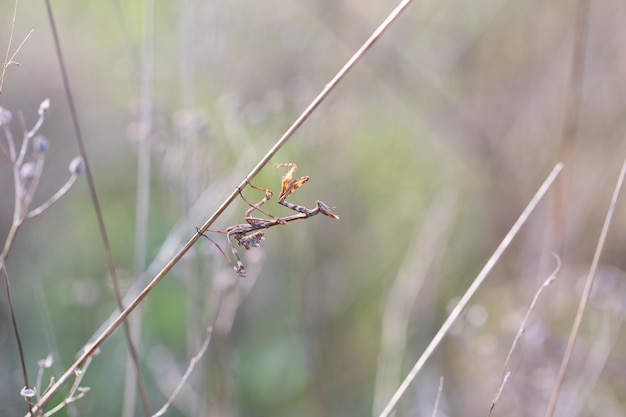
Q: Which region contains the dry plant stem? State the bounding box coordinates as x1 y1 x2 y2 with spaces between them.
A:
35 355 52 402
27 0 414 413
0 257 32 415
134 0 154 296
1 157 16 222
35 370 45 402
488 254 561 417
553 0 590 253
566 310 618 416
25 173 79 220
0 136 10 159
430 377 444 417
42 1 151 415
177 0 205 413
152 327 213 417
1 104 50 415
2 167 23 259
1 107 44 259
0 0 34 93
122 0 155 415
17 109 46 167
43 355 93 417
373 193 455 416
377 163 563 417
22 153 45 209
85 167 244 345
0 0 19 93
2 125 16 159
195 0 415 238
544 159 626 417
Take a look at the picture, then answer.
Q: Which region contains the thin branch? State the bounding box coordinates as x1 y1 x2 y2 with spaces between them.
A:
35 354 53 401
28 0 411 413
0 257 32 415
195 0 415 237
488 254 561 417
0 0 19 93
544 158 626 417
2 123 17 161
177 0 203 412
564 308 619 416
430 377 444 417
552 0 590 253
151 327 213 417
122 0 155 414
0 0 20 93
42 355 94 417
17 99 48 168
42 1 151 415
377 163 563 417
373 192 456 416
25 165 81 220
3 29 34 73
0 129 11 160
27 0 416 413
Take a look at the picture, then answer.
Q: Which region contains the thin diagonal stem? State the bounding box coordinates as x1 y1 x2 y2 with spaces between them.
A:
0 258 31 415
152 326 214 417
488 254 561 417
196 0 415 234
25 171 80 220
42 1 151 415
553 0 590 254
122 0 154 415
27 0 415 413
544 159 626 417
378 163 563 417
0 0 19 93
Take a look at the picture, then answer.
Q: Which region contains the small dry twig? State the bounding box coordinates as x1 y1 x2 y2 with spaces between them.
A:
488 253 561 416
373 192 455 416
544 158 626 417
377 163 563 417
430 377 444 417
0 100 82 416
42 1 152 414
152 327 213 417
0 0 34 94
27 0 416 412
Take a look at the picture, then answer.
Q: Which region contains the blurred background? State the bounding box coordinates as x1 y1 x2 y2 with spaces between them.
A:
1 0 626 416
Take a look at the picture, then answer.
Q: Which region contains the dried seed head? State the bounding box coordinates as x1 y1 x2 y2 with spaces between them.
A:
69 156 84 174
38 353 54 369
0 107 12 126
20 162 36 180
20 386 36 398
33 135 49 153
38 98 51 117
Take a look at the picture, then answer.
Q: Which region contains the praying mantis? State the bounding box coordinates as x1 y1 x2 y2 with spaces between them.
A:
197 163 339 277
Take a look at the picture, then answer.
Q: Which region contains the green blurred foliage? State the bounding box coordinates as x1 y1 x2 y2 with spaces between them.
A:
2 0 626 416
